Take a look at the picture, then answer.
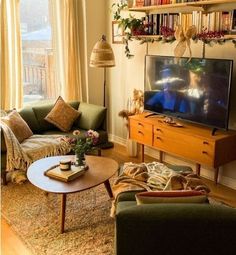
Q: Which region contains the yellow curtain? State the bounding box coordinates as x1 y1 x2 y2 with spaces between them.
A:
49 0 82 102
1 0 23 110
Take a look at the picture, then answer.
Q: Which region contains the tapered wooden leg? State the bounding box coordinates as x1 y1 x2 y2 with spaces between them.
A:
60 193 67 234
1 171 7 185
104 179 113 198
196 163 201 176
140 144 144 162
214 167 219 185
159 151 163 163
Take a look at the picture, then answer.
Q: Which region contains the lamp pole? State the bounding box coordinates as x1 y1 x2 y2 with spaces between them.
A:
103 67 106 107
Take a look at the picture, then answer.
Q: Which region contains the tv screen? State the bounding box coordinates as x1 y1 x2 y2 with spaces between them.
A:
144 55 233 129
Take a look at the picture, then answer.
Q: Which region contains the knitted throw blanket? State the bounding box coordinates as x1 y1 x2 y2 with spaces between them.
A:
110 162 210 217
1 122 71 173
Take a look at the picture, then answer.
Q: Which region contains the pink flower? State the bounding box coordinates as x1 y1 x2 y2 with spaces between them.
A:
87 129 99 138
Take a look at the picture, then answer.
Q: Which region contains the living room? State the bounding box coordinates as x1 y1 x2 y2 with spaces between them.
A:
1 0 236 254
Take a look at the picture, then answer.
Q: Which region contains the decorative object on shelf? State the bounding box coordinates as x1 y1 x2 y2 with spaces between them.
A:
174 25 197 62
112 20 125 44
160 26 175 38
118 89 144 157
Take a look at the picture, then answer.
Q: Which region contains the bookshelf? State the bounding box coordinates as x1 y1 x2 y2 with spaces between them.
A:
129 1 236 14
128 0 236 38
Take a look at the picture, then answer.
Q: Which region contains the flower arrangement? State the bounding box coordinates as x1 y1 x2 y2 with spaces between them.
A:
73 129 99 158
62 129 99 166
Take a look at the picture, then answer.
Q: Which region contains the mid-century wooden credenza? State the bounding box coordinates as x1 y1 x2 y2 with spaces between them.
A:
129 113 236 184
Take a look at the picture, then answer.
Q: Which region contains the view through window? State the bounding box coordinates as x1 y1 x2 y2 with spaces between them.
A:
20 0 57 104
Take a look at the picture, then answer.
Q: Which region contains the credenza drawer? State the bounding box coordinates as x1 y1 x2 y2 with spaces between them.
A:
129 119 152 146
153 132 215 166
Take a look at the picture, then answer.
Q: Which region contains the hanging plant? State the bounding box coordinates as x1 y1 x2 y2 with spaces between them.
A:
112 1 148 58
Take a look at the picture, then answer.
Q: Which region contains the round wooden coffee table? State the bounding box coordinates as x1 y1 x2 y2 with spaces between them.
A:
27 155 118 233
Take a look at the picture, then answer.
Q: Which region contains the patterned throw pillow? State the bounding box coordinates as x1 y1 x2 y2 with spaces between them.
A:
136 190 208 205
1 110 33 143
45 96 81 132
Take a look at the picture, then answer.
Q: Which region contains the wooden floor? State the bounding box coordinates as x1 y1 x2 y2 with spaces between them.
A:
1 143 236 255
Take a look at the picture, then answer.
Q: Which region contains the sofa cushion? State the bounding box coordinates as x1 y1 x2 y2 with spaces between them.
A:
136 190 208 205
77 102 106 130
32 101 80 132
19 107 40 133
1 110 33 143
45 96 81 132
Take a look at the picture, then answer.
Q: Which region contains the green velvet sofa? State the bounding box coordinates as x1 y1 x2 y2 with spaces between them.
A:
1 101 108 185
115 190 236 255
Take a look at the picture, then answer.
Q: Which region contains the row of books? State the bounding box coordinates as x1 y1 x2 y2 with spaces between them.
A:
181 11 235 33
134 0 202 7
142 11 235 36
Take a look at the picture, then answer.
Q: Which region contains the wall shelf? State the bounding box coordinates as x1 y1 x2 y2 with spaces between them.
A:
129 0 236 14
130 34 236 39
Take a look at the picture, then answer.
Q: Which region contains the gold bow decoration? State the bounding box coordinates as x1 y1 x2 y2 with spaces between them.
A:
174 25 197 62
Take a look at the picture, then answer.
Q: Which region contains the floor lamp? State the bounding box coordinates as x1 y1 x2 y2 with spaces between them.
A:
90 35 115 148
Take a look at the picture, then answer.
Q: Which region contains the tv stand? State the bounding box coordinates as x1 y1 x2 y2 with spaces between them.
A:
211 128 218 136
129 113 236 184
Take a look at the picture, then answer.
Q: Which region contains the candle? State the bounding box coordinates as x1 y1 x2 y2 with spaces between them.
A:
59 160 71 171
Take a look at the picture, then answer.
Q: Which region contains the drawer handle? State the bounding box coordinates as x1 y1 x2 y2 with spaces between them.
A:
156 136 162 140
203 141 209 145
156 128 162 131
138 131 144 135
138 123 144 127
202 151 208 155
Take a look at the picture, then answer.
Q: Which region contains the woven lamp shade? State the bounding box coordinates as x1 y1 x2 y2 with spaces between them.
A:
90 35 115 68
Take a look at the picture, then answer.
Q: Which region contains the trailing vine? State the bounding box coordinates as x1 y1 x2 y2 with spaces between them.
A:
112 1 236 58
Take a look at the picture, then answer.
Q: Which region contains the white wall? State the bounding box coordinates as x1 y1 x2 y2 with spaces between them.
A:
107 0 236 189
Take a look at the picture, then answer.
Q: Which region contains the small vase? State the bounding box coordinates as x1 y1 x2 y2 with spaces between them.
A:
75 154 85 166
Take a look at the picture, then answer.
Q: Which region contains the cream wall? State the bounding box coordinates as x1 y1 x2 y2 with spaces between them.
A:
107 0 236 189
81 0 107 105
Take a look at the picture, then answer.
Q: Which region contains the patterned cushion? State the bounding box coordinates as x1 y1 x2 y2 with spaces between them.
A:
136 190 208 205
45 96 80 132
1 110 33 143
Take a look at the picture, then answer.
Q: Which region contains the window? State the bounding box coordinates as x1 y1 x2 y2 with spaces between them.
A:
20 0 57 104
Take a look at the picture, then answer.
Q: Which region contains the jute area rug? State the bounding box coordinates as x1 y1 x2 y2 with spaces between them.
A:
1 181 115 255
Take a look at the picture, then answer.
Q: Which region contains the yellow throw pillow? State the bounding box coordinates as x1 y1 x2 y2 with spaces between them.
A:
45 96 81 132
1 110 33 143
136 190 208 205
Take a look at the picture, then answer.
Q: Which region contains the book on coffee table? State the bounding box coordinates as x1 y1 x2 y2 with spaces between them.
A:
44 165 88 182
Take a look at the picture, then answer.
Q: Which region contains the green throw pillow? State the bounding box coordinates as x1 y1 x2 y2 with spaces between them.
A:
19 107 41 133
77 102 106 130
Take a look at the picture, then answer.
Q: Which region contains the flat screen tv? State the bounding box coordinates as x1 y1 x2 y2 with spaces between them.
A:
144 55 233 130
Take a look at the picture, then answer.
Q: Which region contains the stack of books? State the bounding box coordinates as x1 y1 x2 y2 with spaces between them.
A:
44 164 88 182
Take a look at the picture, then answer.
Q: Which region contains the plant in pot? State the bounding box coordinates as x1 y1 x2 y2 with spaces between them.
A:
112 1 149 58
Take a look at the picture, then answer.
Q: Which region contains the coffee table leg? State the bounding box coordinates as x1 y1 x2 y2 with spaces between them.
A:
104 180 113 198
60 193 66 234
